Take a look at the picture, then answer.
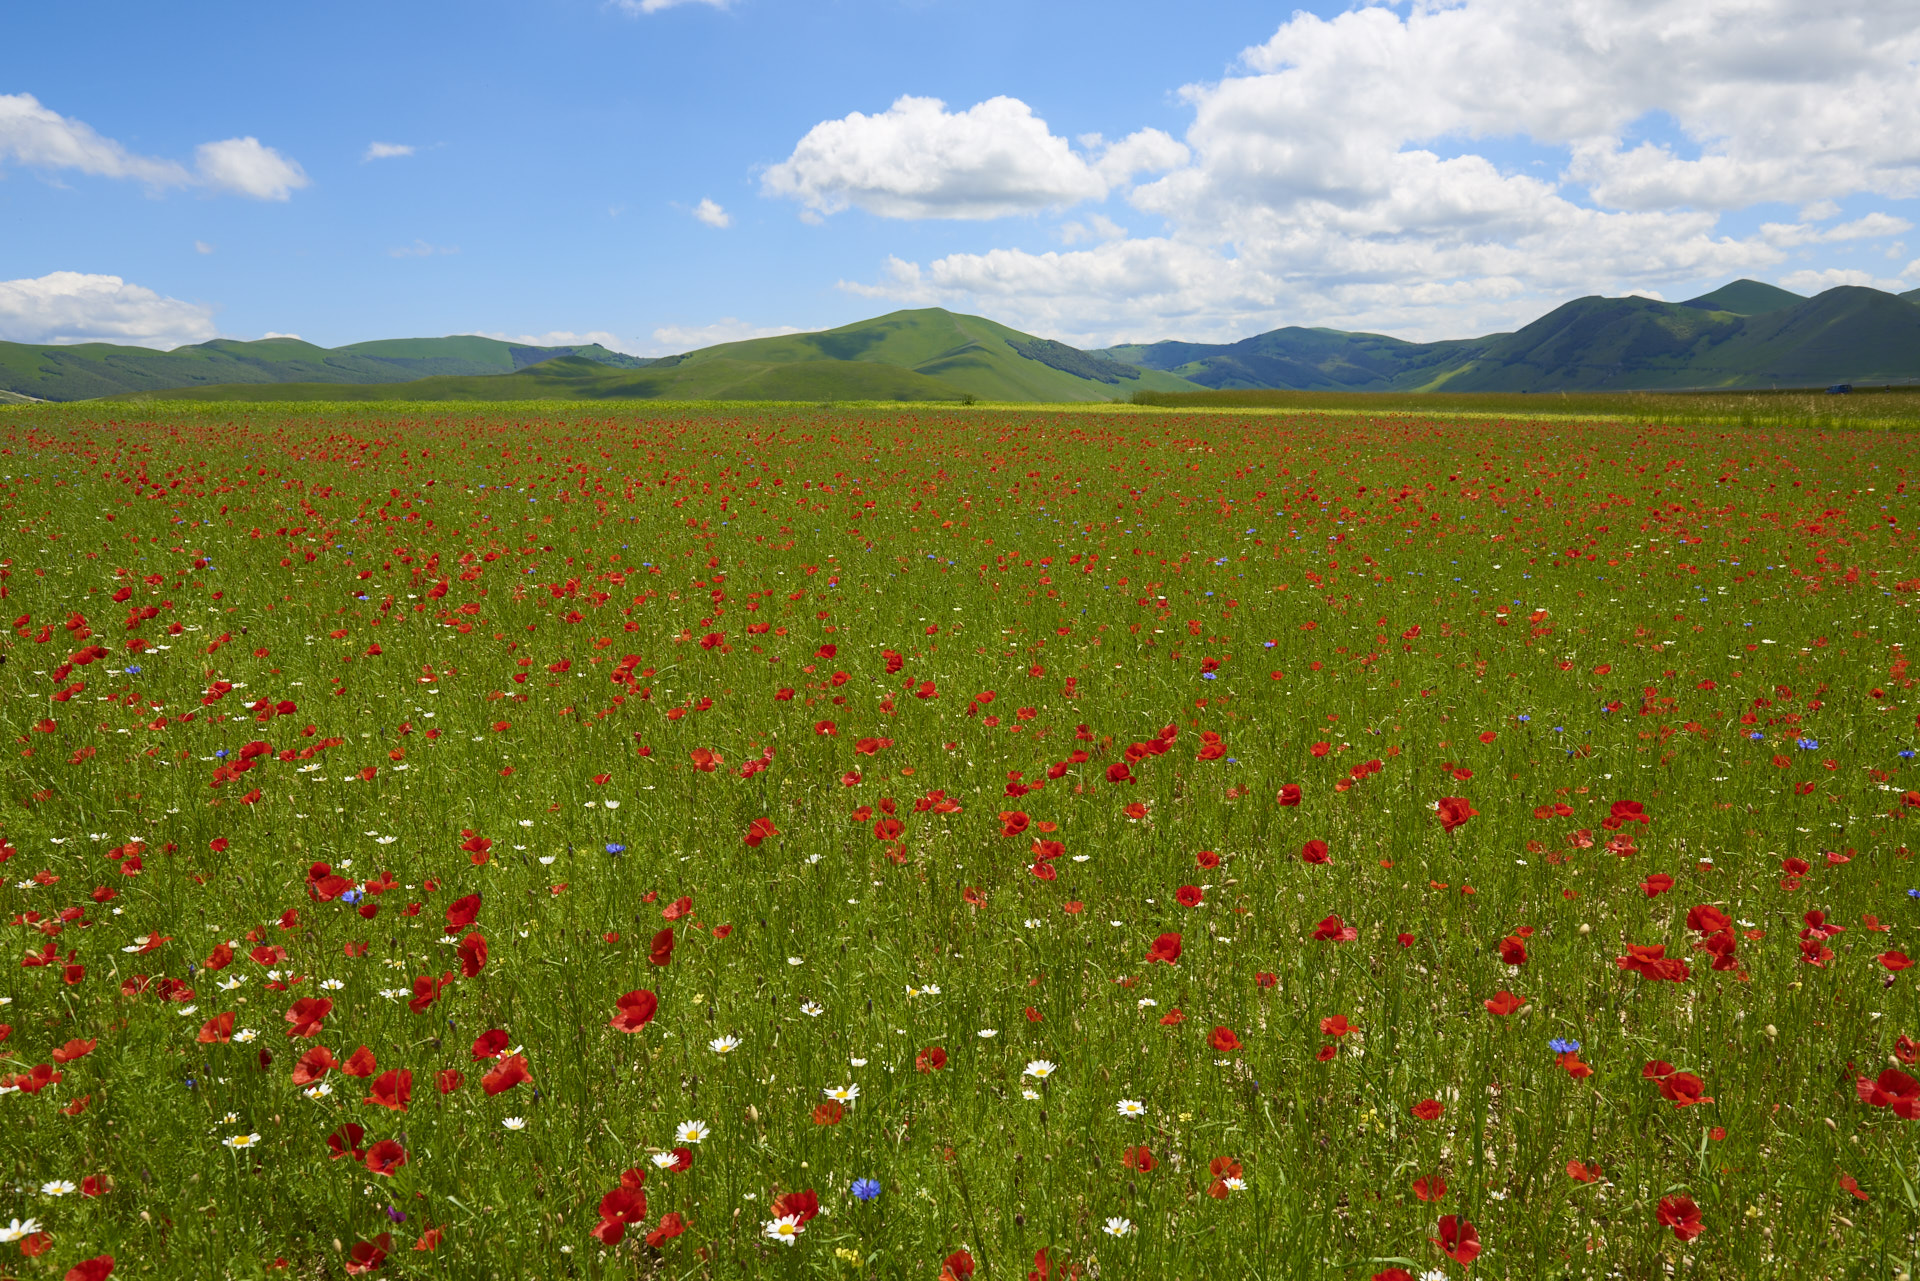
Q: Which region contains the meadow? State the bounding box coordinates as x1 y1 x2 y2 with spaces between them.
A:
0 401 1915 1280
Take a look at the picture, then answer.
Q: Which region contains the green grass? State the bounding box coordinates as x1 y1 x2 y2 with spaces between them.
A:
0 401 1916 1280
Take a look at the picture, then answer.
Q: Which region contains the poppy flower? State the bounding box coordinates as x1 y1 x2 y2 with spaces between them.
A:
1320 1015 1351 1037
445 894 481 930
1498 936 1528 965
812 1100 845 1125
1410 1099 1444 1121
1616 944 1691 983
1196 849 1220 869
1430 1215 1480 1265
662 895 693 921
1208 1026 1243 1053
610 990 658 1033
1436 797 1478 832
1301 839 1329 865
408 973 453 1014
1175 885 1204 907
64 1256 115 1281
1642 873 1675 898
363 1138 408 1176
1372 1271 1415 1281
436 1068 466 1094
365 1069 412 1111
457 931 488 978
1566 1159 1601 1183
743 817 779 847
1657 1072 1713 1108
1121 1145 1156 1172
292 1046 336 1085
342 1045 378 1078
1312 914 1357 943
1656 1194 1703 1241
1483 991 1524 1017
1145 933 1182 965
645 1212 686 1247
772 1189 819 1226
1256 971 1278 988
1159 1008 1186 1025
481 1053 531 1096
1412 1175 1446 1202
326 1123 367 1161
649 928 675 966
916 1046 948 1072
1855 1068 1920 1118
344 1235 391 1275
1276 784 1302 806
197 1013 235 1045
941 1250 976 1281
1880 951 1913 972
284 997 332 1038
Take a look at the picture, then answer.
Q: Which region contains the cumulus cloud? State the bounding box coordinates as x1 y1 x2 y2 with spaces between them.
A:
0 94 307 200
829 0 1920 344
363 142 415 161
1780 266 1916 293
763 96 1184 220
647 318 803 354
0 271 218 349
692 198 731 228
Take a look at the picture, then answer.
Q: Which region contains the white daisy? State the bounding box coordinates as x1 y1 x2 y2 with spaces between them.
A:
652 1152 677 1169
232 1028 259 1044
39 1181 76 1197
1116 1099 1146 1118
0 1218 43 1244
1023 1060 1056 1080
763 1215 804 1245
708 1034 741 1054
501 1117 527 1131
222 1134 261 1150
799 1000 824 1017
303 1082 334 1100
676 1120 710 1144
1102 1217 1134 1237
823 1084 859 1104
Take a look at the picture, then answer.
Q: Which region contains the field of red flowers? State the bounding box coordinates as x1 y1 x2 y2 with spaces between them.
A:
0 403 1916 1280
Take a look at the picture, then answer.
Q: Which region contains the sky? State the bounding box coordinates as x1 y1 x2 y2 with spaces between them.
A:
3 0 1918 354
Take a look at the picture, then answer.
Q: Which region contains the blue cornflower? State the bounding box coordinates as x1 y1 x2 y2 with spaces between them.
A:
606 843 626 854
1549 1037 1581 1055
1516 714 1531 722
1910 889 1920 900
213 748 228 759
1263 640 1276 648
339 889 362 904
124 665 142 675
851 1178 881 1202
1749 732 1764 741
1201 672 1217 680
1797 737 1819 750
1901 750 1917 759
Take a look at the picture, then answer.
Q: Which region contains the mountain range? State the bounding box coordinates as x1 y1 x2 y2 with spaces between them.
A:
1 279 1916 404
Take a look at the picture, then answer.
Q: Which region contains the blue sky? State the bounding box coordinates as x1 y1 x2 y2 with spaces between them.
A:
4 0 1917 352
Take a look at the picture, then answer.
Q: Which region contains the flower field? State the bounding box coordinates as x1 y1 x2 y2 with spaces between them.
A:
0 403 1916 1280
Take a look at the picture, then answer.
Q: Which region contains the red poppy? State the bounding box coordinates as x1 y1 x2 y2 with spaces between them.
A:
326 1123 367 1161
457 931 488 978
941 1250 976 1281
812 1100 845 1125
471 1029 510 1060
743 817 779 847
1616 943 1691 983
445 894 481 930
197 1012 235 1045
365 1069 412 1112
1121 1144 1156 1171
409 973 453 1014
1208 1026 1243 1053
1641 873 1675 898
412 1226 444 1253
1430 1215 1480 1265
645 1212 687 1247
63 1257 115 1281
1195 849 1221 868
364 1138 408 1176
1320 1015 1351 1037
1412 1175 1446 1202
481 1053 531 1096
1175 885 1204 907
436 1069 465 1094
1657 1072 1713 1108
610 990 658 1033
1372 1271 1415 1281
342 1045 378 1078
772 1189 819 1225
916 1046 948 1072
1436 797 1478 832
662 895 693 921
1410 1098 1444 1121
665 1146 693 1171
1159 1008 1186 1025
1256 971 1278 988
1276 784 1302 806
1856 1068 1920 1118
1312 914 1357 942
1498 936 1528 965
1145 932 1183 965
1656 1194 1703 1241
284 996 332 1038
1566 1159 1601 1183
292 1046 336 1085
1483 991 1524 1017
1880 951 1913 972
1301 839 1330 865
649 927 675 966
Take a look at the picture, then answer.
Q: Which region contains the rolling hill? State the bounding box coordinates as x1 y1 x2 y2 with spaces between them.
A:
1101 281 1920 392
0 334 651 402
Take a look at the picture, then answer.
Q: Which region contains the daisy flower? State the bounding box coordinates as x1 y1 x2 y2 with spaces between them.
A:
1116 1099 1146 1118
652 1152 678 1169
799 1000 824 1017
232 1028 259 1044
1022 1088 1040 1100
823 1084 860 1104
708 1034 742 1054
676 1120 710 1144
0 1219 43 1244
763 1215 805 1245
1102 1217 1134 1237
303 1082 334 1099
502 1117 527 1131
1023 1060 1057 1080
40 1181 76 1197
222 1134 262 1150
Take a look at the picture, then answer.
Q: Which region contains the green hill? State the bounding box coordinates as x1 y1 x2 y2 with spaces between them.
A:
1101 282 1920 393
663 309 1201 402
1902 287 1920 305
108 354 972 404
1679 279 1806 315
0 334 651 402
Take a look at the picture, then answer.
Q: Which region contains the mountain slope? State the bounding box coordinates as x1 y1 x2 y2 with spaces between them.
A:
1680 279 1806 315
0 335 651 402
666 309 1201 402
107 355 972 404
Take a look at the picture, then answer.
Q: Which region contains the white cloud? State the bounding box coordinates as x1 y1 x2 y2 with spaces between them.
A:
831 0 1920 344
646 318 803 354
0 94 308 201
193 137 308 201
194 240 215 255
363 142 415 161
0 271 218 349
763 96 1183 220
610 0 729 13
262 332 303 341
1780 266 1914 293
477 329 643 355
389 240 459 258
693 198 731 228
